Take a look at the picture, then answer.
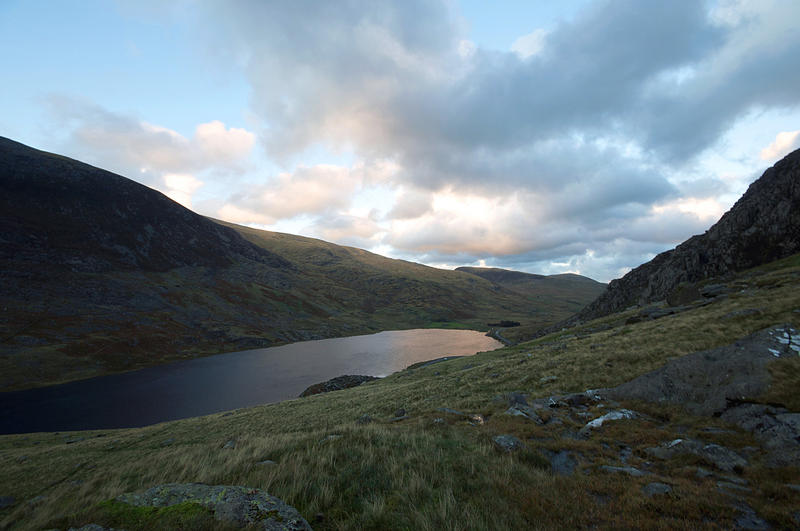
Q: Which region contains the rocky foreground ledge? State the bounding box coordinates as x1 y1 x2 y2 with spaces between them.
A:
65 484 311 531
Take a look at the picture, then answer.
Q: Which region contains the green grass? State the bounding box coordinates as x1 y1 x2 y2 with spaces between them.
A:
1 255 799 529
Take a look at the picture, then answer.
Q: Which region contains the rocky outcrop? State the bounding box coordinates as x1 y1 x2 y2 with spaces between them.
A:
602 324 800 467
116 483 311 530
576 148 800 322
299 375 378 397
602 325 798 416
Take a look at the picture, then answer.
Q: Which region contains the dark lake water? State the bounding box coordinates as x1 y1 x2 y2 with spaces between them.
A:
0 329 501 434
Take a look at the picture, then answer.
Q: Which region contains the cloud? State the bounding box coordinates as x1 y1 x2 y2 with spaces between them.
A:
760 130 800 160
84 1 800 281
163 173 204 209
216 159 398 226
510 29 548 59
44 97 254 207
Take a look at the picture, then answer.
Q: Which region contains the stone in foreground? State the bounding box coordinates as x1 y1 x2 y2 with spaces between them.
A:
299 375 378 397
116 483 311 530
492 434 526 453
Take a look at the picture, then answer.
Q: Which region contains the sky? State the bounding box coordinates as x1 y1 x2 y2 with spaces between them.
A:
2 0 799 282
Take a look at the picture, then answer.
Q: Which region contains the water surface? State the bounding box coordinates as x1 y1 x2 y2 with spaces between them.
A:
0 329 500 433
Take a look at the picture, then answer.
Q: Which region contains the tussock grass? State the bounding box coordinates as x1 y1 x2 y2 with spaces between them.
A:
1 257 799 529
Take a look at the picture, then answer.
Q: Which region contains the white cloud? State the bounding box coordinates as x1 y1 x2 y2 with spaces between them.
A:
760 130 800 160
162 173 204 208
46 97 255 208
194 120 255 164
510 28 548 59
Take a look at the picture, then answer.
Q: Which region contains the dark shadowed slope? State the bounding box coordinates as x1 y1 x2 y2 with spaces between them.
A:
573 148 800 323
0 136 288 273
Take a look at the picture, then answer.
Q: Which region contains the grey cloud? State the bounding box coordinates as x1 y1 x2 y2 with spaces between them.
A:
185 1 797 276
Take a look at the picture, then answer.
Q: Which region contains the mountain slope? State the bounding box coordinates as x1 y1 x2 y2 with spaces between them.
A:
574 148 800 323
3 252 798 530
455 266 605 314
0 137 288 273
0 137 594 390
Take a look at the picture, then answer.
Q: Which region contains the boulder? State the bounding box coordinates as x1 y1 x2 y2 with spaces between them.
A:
579 409 638 436
492 435 526 453
116 483 311 530
603 325 799 416
299 375 379 397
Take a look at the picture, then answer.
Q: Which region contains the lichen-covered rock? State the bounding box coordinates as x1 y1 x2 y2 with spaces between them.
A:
116 483 311 530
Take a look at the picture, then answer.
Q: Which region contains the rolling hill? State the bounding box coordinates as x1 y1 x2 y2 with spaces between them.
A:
0 137 601 390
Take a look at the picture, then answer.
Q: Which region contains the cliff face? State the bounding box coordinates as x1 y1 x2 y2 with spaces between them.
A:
577 148 800 321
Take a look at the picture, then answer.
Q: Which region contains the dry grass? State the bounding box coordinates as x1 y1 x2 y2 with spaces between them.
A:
1 257 799 529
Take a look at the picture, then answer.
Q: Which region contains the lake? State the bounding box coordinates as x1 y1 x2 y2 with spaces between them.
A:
0 329 501 434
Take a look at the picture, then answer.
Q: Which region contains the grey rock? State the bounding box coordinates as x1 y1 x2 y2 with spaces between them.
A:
579 409 638 436
506 392 528 407
394 408 406 418
600 465 646 477
645 439 747 472
222 439 236 450
700 443 748 472
320 434 342 443
492 434 526 453
117 483 311 530
603 325 800 417
721 403 800 467
356 414 373 424
256 460 277 466
642 482 672 497
504 405 543 424
389 415 410 422
299 374 379 397
539 375 557 384
432 417 445 425
542 450 577 475
786 484 800 492
700 283 727 298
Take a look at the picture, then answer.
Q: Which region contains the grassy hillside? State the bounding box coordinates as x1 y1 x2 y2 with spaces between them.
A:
456 266 606 341
0 138 598 392
2 254 798 530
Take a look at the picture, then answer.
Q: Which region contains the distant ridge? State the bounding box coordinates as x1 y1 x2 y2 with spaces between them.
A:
574 148 800 323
